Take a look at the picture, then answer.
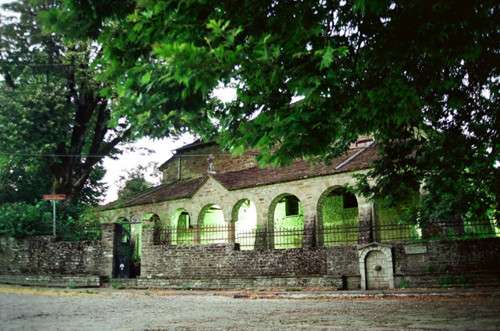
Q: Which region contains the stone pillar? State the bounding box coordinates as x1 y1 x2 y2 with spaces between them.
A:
303 215 317 248
141 221 156 246
228 221 236 243
358 200 374 244
140 220 156 277
193 225 201 244
254 203 269 250
99 223 115 279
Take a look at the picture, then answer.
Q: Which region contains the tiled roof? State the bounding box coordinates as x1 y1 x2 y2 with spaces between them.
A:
213 144 378 190
101 177 208 210
102 144 378 210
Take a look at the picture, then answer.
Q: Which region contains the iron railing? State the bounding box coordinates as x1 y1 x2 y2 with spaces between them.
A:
155 220 499 249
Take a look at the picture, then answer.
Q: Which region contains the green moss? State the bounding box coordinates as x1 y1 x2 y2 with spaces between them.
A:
374 197 420 242
398 278 410 289
321 195 358 245
274 200 304 249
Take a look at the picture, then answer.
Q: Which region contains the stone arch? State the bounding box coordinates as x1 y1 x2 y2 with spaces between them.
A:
373 195 421 242
169 208 193 245
268 193 304 249
358 244 394 290
231 199 258 250
316 186 359 246
198 204 227 244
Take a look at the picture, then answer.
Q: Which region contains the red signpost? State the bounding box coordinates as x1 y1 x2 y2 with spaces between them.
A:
42 194 67 201
43 194 67 236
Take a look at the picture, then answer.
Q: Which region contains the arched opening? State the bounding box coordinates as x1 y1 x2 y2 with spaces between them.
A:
113 217 133 278
199 204 226 244
121 214 146 277
374 195 420 242
232 199 257 250
317 187 359 246
269 194 304 249
170 208 193 245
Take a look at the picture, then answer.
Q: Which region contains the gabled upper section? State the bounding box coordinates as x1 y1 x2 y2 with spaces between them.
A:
158 140 259 184
102 138 378 210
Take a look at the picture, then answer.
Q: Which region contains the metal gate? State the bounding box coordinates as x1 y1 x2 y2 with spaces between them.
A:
113 223 133 278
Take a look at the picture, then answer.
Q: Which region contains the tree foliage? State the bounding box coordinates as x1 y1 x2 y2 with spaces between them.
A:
43 0 498 223
0 0 131 205
116 163 159 202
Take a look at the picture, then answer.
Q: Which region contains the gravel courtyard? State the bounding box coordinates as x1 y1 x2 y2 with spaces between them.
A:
0 286 499 331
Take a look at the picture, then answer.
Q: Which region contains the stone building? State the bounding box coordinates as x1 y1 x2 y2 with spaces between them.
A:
91 139 499 290
100 137 380 249
1 138 498 289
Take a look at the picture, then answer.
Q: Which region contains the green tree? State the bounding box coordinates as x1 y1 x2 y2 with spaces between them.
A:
0 0 130 205
116 163 159 202
43 0 498 224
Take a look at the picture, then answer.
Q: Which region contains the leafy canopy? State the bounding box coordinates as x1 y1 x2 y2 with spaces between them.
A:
0 0 133 205
43 0 498 223
116 162 160 202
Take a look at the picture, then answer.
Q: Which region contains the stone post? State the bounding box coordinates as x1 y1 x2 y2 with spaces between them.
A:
99 223 115 279
194 225 201 244
357 200 374 244
140 218 157 278
303 215 317 248
228 221 236 243
254 205 269 250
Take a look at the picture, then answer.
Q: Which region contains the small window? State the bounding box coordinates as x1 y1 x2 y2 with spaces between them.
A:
285 196 300 216
343 192 358 209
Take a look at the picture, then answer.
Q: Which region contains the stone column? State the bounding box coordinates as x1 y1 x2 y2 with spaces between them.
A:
228 221 236 243
303 215 317 248
99 223 115 279
254 202 269 250
193 225 201 244
357 200 374 244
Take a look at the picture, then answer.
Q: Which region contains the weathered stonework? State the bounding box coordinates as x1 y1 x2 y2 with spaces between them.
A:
99 172 375 247
0 236 104 276
0 275 100 288
0 231 499 289
1 141 498 290
358 243 394 290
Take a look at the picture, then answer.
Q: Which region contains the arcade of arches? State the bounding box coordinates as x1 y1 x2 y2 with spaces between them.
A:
102 177 419 251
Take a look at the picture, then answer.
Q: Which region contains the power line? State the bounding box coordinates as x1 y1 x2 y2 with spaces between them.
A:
0 152 108 158
0 61 74 68
0 151 236 158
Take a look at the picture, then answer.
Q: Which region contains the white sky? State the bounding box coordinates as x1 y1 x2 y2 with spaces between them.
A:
102 135 195 204
101 88 235 204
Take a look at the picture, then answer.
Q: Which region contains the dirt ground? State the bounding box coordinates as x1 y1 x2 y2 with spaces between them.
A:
0 285 499 330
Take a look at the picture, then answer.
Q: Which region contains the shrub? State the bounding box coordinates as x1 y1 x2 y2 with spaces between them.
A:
0 202 52 238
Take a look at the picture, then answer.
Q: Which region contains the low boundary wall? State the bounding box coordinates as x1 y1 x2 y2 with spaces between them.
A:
0 227 499 289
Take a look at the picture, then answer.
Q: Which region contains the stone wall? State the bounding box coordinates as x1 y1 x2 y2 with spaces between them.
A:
0 226 499 289
138 226 500 289
393 239 500 288
142 244 328 279
0 275 100 288
0 236 105 277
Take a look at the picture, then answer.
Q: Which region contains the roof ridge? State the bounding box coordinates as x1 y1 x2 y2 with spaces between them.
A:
335 141 376 170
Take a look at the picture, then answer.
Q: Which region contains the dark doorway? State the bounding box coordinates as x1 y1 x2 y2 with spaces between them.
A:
113 222 133 278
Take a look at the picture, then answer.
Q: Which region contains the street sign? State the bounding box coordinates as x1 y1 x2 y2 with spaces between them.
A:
42 194 66 237
43 194 66 201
